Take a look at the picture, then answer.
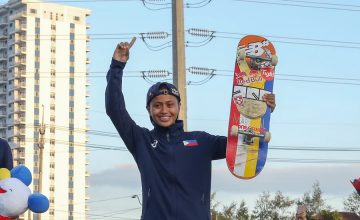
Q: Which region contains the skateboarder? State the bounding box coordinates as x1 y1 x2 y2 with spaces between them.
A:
105 37 276 220
0 138 13 170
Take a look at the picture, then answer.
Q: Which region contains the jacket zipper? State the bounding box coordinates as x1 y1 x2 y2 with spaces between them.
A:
166 132 170 142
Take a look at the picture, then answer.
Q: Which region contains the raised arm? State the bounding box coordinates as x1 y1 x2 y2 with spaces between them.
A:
105 38 139 154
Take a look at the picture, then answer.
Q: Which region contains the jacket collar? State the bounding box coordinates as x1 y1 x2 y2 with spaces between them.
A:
153 120 184 139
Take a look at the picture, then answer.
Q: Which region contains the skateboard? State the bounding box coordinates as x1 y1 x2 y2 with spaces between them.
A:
226 35 277 179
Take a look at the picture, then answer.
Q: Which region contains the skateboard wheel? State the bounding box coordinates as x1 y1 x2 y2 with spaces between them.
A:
271 55 278 66
264 131 271 142
230 125 238 136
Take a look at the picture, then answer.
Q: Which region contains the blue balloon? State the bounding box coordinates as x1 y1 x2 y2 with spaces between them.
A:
28 193 50 213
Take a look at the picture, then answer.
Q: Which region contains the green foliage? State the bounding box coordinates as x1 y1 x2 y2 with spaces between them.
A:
343 191 360 216
314 210 341 220
210 181 358 220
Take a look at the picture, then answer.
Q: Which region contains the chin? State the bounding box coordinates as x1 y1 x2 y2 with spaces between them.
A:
155 120 174 128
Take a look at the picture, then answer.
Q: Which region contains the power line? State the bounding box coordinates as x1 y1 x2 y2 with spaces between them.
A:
233 0 360 12
187 28 360 50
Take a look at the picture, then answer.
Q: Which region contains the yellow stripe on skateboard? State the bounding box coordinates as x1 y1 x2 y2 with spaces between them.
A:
244 118 261 177
239 60 266 178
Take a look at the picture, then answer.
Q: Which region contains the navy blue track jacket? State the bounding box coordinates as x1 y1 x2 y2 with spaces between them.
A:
105 59 227 220
0 138 13 170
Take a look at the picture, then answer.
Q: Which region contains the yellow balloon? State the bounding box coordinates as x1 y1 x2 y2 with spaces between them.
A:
0 168 10 180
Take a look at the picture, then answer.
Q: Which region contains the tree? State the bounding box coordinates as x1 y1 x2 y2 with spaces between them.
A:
221 202 238 220
251 191 273 220
211 192 221 220
299 181 330 217
314 210 341 220
271 191 294 219
250 191 294 220
343 191 360 216
235 200 249 220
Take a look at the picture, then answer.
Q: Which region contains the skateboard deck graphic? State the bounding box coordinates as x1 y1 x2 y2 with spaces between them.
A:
226 35 277 179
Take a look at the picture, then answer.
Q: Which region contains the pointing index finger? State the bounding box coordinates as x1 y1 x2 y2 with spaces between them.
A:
129 37 136 48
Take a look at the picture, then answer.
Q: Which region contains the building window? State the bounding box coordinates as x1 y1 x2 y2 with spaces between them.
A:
51 25 56 30
30 9 37 14
74 16 80 21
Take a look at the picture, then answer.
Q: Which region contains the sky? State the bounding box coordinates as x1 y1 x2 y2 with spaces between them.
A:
78 0 360 219
5 0 360 219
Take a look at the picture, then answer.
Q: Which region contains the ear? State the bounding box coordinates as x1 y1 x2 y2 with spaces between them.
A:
146 106 151 114
28 193 50 213
0 168 10 180
11 165 32 186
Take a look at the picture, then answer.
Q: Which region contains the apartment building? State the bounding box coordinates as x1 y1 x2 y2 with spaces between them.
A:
0 0 91 219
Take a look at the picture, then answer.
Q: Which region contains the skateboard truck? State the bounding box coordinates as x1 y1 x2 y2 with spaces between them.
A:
231 125 271 143
238 49 278 69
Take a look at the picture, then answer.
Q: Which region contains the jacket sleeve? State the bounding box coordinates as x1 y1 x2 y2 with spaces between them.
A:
105 59 140 155
0 139 13 170
211 135 227 160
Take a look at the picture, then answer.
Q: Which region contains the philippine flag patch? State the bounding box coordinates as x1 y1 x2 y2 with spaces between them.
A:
183 140 198 147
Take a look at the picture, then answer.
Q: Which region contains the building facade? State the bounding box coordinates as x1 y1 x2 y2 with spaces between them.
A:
0 0 90 219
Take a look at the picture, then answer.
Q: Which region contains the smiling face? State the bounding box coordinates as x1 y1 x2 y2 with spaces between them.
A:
147 94 180 128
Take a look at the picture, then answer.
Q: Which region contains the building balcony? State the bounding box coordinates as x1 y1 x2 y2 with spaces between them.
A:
0 34 7 40
14 105 25 113
0 56 7 62
14 70 26 79
9 11 27 20
0 21 7 28
14 59 26 67
14 95 26 103
0 110 6 117
14 81 26 88
15 47 26 55
0 121 6 128
15 24 27 33
14 129 25 137
0 65 6 71
14 118 26 126
12 147 25 159
15 34 26 43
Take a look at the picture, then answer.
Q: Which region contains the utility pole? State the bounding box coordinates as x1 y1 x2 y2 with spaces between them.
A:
37 105 45 220
172 0 188 130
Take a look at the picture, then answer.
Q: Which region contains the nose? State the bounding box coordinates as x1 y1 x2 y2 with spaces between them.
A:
160 105 169 113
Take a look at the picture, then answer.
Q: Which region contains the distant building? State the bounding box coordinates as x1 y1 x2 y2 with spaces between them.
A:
0 0 90 219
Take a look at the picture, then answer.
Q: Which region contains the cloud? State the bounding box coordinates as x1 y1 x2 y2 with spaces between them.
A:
89 163 360 196
212 164 360 196
89 164 141 189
